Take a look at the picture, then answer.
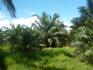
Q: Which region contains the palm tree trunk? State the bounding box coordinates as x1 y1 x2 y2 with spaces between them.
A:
45 38 50 47
51 38 57 48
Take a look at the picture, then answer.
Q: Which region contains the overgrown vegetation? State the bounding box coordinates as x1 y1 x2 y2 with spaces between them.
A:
0 46 93 70
0 0 93 70
71 0 93 64
0 12 68 51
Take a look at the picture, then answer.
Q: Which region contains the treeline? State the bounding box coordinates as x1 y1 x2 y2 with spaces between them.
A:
0 13 69 51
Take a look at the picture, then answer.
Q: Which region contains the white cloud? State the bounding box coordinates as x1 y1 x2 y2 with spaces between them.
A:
0 11 38 28
12 16 38 27
62 17 75 31
63 21 73 31
0 19 10 28
64 21 72 27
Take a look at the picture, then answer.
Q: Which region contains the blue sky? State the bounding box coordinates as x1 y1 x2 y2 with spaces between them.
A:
12 0 86 20
0 0 86 29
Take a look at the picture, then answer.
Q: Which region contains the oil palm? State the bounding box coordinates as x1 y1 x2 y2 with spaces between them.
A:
71 0 93 64
32 12 68 48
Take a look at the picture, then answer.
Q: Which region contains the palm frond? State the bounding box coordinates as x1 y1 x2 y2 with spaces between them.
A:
2 0 16 17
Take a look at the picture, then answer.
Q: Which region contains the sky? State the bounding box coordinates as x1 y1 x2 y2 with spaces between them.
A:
0 0 86 30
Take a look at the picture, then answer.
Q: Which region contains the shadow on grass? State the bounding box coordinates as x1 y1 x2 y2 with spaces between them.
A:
0 49 7 70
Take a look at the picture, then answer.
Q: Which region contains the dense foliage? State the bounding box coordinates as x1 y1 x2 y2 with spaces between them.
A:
0 1 93 70
0 13 68 51
71 0 93 64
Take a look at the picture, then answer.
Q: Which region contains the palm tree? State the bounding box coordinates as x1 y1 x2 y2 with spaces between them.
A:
71 0 93 63
0 0 16 17
71 0 93 43
5 24 39 51
6 24 22 48
32 12 68 48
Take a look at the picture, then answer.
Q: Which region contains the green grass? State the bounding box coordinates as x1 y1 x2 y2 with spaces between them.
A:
0 46 93 70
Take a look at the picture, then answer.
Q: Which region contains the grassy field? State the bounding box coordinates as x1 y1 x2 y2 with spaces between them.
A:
0 46 93 70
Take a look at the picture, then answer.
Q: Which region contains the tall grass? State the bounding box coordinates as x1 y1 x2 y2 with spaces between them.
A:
0 46 93 70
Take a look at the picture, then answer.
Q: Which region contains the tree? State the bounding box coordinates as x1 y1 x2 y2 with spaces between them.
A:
32 12 68 48
5 24 40 51
6 24 22 48
71 0 93 64
0 0 16 17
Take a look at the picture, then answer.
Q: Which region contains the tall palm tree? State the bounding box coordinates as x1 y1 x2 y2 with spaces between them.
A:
0 0 16 17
